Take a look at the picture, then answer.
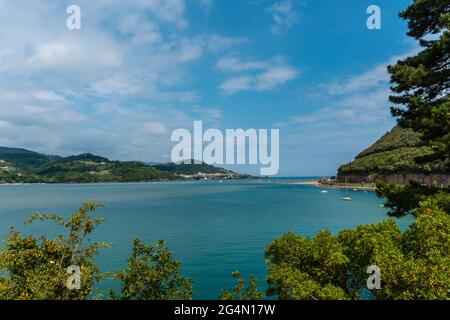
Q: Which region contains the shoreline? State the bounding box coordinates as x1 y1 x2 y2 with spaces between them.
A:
290 180 376 191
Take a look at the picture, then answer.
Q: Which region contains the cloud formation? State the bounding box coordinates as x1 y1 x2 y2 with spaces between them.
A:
0 1 244 160
218 56 298 95
267 0 300 34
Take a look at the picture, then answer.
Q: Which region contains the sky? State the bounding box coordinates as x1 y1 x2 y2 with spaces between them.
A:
0 0 417 176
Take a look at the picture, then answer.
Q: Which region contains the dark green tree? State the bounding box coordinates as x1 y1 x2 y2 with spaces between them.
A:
220 271 264 300
377 0 450 216
376 180 449 216
0 202 108 300
388 0 449 157
265 199 450 300
0 203 193 300
112 239 193 300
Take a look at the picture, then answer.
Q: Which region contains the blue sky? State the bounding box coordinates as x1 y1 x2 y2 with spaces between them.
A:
0 0 416 176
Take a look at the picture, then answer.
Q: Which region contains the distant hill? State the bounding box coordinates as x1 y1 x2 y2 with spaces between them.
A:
57 153 111 164
0 147 60 166
153 161 229 175
0 148 245 184
337 126 449 186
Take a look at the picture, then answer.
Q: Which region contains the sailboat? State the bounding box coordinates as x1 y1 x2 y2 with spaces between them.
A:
342 177 352 201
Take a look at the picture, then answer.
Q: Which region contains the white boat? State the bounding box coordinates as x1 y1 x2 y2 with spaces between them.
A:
321 190 329 193
342 177 352 201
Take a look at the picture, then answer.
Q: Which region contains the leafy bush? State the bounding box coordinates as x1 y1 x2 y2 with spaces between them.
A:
111 239 193 300
0 203 192 300
265 205 450 300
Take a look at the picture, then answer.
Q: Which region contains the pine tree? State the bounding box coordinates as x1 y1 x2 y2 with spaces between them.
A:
388 0 449 158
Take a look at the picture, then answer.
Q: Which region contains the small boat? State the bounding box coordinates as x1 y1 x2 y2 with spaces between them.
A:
342 177 352 201
321 190 329 193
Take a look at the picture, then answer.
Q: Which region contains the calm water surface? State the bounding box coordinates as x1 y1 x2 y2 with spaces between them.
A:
0 178 414 299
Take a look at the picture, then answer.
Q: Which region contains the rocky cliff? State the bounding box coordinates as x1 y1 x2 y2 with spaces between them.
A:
337 126 449 187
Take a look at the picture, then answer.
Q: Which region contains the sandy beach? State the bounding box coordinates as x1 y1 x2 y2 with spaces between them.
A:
289 180 375 191
290 181 320 185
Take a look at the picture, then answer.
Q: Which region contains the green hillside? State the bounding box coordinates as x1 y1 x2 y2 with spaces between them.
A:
0 147 59 166
338 126 449 176
355 126 426 158
154 161 229 175
0 148 244 183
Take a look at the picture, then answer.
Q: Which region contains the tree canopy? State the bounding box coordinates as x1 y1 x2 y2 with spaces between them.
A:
0 203 193 300
265 199 450 300
388 0 449 158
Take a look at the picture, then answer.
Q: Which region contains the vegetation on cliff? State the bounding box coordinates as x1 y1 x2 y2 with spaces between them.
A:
356 126 425 159
338 127 449 176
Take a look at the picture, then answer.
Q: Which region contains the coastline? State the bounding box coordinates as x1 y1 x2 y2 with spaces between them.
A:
290 180 376 191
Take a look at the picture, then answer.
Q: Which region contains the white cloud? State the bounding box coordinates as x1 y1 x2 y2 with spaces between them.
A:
218 56 298 95
117 14 162 46
219 77 253 95
0 1 245 160
96 0 188 29
275 53 414 131
192 106 223 119
33 91 67 102
0 1 244 102
256 65 298 90
216 56 269 72
0 90 85 133
285 88 392 128
178 37 204 62
267 0 300 34
90 75 140 96
206 35 247 53
323 52 418 95
197 0 213 11
142 121 168 135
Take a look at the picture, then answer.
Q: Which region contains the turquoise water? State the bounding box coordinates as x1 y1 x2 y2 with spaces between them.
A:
0 178 414 299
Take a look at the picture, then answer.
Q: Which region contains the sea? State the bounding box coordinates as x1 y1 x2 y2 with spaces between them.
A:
0 178 415 299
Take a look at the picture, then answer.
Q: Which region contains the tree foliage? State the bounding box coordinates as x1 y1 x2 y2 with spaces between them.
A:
0 202 108 299
266 203 450 300
112 239 193 300
0 203 192 300
220 271 264 300
376 180 449 217
376 0 450 216
338 126 449 177
388 0 449 158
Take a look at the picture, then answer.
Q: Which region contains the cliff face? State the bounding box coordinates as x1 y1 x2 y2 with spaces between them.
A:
341 173 449 187
337 126 450 187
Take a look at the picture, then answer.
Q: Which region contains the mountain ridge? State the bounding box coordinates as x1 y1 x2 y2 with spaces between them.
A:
0 147 247 183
